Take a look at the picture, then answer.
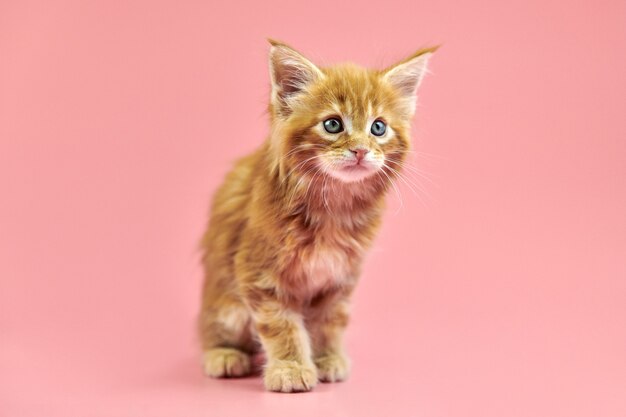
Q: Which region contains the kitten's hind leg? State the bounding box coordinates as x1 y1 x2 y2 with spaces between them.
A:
199 300 256 378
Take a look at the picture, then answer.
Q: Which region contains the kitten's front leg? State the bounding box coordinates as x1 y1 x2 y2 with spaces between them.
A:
245 286 317 392
308 293 352 383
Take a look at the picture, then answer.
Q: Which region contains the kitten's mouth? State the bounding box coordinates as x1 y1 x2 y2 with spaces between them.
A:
342 162 369 171
327 161 378 183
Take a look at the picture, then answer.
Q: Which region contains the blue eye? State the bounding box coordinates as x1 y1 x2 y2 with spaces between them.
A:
370 119 387 136
371 119 386 136
323 118 344 134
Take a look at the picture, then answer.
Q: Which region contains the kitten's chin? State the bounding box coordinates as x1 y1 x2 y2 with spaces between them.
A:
326 165 378 183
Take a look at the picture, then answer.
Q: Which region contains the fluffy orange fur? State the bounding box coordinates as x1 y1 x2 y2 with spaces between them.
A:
199 40 436 392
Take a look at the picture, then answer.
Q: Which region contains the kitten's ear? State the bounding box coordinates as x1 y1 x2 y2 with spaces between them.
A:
268 39 324 114
383 46 438 114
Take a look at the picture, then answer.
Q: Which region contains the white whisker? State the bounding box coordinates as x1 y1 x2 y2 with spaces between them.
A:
379 165 404 214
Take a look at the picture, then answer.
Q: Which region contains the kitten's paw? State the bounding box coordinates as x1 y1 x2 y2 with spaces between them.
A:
203 348 251 378
315 353 350 383
263 360 318 392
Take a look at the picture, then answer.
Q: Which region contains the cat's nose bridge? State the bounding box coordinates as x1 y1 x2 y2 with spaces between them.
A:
345 135 374 151
352 118 370 135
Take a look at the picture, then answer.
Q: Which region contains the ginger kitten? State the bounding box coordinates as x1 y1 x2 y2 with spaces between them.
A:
199 40 436 392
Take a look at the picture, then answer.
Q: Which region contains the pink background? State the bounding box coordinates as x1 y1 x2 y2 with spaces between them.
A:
1 0 625 416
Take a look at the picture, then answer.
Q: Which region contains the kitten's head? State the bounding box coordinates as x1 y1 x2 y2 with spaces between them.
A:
268 40 435 185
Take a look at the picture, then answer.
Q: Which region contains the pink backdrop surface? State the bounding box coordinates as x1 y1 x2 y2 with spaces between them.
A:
1 0 625 416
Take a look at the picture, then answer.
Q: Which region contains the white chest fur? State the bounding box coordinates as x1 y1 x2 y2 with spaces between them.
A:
285 213 367 297
300 244 352 295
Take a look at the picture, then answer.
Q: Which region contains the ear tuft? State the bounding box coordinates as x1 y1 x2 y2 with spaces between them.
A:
268 40 323 115
267 38 286 48
383 46 438 113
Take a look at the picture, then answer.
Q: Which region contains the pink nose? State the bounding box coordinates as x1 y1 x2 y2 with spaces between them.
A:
350 148 370 162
